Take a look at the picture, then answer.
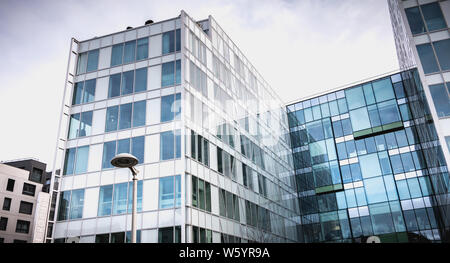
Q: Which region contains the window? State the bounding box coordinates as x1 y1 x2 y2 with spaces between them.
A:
108 73 121 98
57 191 70 221
72 79 96 105
159 175 181 209
76 52 88 74
30 168 43 183
429 83 450 118
113 183 128 215
446 136 450 154
359 153 382 179
136 38 149 61
98 185 113 216
162 61 175 87
345 86 365 110
421 2 446 32
364 177 387 204
86 49 99 72
192 176 211 212
416 43 439 74
377 100 401 125
158 226 181 243
22 183 36 197
372 78 395 103
160 130 181 160
123 40 136 64
118 103 132 130
3 198 11 211
102 141 116 169
69 189 84 219
433 39 450 71
102 136 145 169
6 179 15 192
105 106 119 132
135 67 147 92
0 217 7 231
15 220 30 234
19 201 33 215
162 31 175 54
349 107 371 132
121 70 134 95
68 111 93 139
111 44 124 67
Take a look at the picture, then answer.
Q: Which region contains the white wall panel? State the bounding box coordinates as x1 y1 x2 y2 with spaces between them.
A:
91 109 106 136
83 187 99 218
87 143 103 172
98 46 111 70
148 65 161 90
95 77 109 101
143 179 159 211
149 34 162 58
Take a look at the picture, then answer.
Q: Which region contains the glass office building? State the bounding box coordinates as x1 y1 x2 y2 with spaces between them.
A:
388 0 450 168
287 68 449 242
48 11 299 243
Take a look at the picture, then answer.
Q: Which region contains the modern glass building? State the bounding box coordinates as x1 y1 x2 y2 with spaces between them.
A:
287 68 449 242
388 0 450 168
47 11 299 243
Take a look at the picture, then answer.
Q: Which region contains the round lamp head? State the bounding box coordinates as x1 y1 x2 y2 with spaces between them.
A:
111 153 139 168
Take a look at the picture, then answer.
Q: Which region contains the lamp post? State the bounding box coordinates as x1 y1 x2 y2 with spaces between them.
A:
111 153 139 243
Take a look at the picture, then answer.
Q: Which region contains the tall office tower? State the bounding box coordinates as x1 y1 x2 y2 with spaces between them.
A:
48 11 299 243
388 0 450 167
287 68 449 243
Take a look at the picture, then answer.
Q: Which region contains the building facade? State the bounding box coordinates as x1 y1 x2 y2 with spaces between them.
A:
0 162 50 243
388 0 450 167
287 68 449 242
48 11 299 243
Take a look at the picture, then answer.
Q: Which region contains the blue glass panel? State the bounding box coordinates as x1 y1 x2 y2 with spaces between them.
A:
389 201 406 232
174 93 181 121
415 208 430 230
72 82 84 105
384 175 398 201
354 187 367 206
393 82 406 99
161 94 175 122
176 60 181 85
421 2 447 32
429 83 450 118
368 104 381 127
135 67 147 92
113 183 128 215
390 154 404 174
363 83 376 105
79 111 92 137
102 141 116 169
76 53 87 74
326 139 337 161
175 175 181 207
359 153 382 179
329 101 339 116
350 218 362 237
307 120 324 142
176 29 181 51
86 49 99 72
346 140 356 158
378 100 401 125
63 148 76 175
127 180 143 213
341 118 353 136
364 177 388 204
108 73 121 98
355 140 367 155
396 180 411 200
332 121 343 138
330 161 341 184
175 129 181 158
161 131 175 160
133 100 146 127
349 108 371 132
345 86 365 110
403 210 418 231
74 146 89 174
295 110 305 125
123 40 136 64
162 31 175 54
132 136 145 164
341 165 352 184
378 151 392 175
399 104 412 121
98 185 113 216
405 7 426 34
312 105 321 120
117 138 130 154
321 103 330 118
111 44 124 67
304 107 313 123
136 38 149 61
336 192 347 209
375 135 386 151
364 137 377 153
416 43 439 74
57 191 70 220
162 61 175 87
82 79 96 103
337 98 348 114
372 78 395 103
369 202 395 234
105 106 119 132
407 178 422 198
69 189 84 219
385 132 398 149
121 70 134 95
119 103 132 130
434 39 450 70
336 142 347 160
68 113 80 139
159 176 174 208
400 152 415 172
345 189 357 208
350 163 362 182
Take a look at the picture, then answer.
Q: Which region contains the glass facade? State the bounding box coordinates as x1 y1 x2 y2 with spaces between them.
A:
288 69 449 243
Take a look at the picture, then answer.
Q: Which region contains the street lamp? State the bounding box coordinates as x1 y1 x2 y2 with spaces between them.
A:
111 153 139 243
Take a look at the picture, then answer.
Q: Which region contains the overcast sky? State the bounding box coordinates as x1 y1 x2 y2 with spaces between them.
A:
0 0 399 170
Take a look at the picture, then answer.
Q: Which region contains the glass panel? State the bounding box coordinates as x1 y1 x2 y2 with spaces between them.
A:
135 67 147 92
123 40 136 64
159 176 174 209
72 82 84 105
345 86 365 110
79 111 93 137
86 49 99 72
364 176 388 204
68 114 80 139
105 106 119 132
119 103 132 130
429 83 450 118
113 183 128 215
175 175 181 207
121 70 134 95
377 100 401 125
349 107 371 132
162 31 175 54
176 29 181 51
133 100 146 127
434 39 450 70
63 148 76 175
416 43 439 74
111 44 123 67
369 202 395 234
57 191 70 220
359 153 382 179
102 141 116 169
117 138 130 154
421 2 447 32
198 179 205 210
74 146 89 174
372 78 395 103
162 61 175 87
127 180 143 213
76 53 87 74
132 136 145 164
161 94 175 122
136 38 149 60
160 131 174 160
108 73 121 98
69 189 84 219
98 185 113 216
405 7 425 35
82 79 96 103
